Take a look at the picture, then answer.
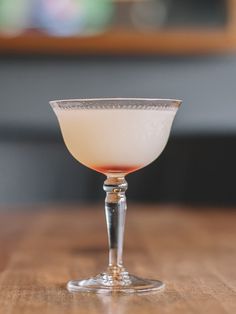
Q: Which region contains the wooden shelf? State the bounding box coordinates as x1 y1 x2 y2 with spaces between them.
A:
0 0 235 56
0 28 236 56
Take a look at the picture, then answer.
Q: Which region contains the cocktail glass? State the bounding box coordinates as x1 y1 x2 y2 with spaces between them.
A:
50 98 181 294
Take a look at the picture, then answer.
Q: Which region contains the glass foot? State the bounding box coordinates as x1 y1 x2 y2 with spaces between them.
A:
67 270 165 294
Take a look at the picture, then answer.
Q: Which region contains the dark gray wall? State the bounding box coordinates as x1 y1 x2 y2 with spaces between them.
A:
0 55 236 205
1 55 236 134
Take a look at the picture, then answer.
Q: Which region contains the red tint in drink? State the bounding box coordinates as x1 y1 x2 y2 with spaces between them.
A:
92 165 141 175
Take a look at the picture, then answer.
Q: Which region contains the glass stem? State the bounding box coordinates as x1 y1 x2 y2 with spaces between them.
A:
103 176 128 271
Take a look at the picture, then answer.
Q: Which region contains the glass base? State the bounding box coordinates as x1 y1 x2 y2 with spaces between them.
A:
67 270 165 294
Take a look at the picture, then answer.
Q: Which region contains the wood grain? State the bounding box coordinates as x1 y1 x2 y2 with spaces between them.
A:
0 204 235 314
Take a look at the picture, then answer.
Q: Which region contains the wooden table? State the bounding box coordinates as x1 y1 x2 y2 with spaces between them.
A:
0 204 235 314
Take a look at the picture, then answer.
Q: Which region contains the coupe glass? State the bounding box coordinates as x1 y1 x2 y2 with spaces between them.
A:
50 98 181 294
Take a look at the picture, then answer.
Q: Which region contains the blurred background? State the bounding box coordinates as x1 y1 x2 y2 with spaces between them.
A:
0 0 236 206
